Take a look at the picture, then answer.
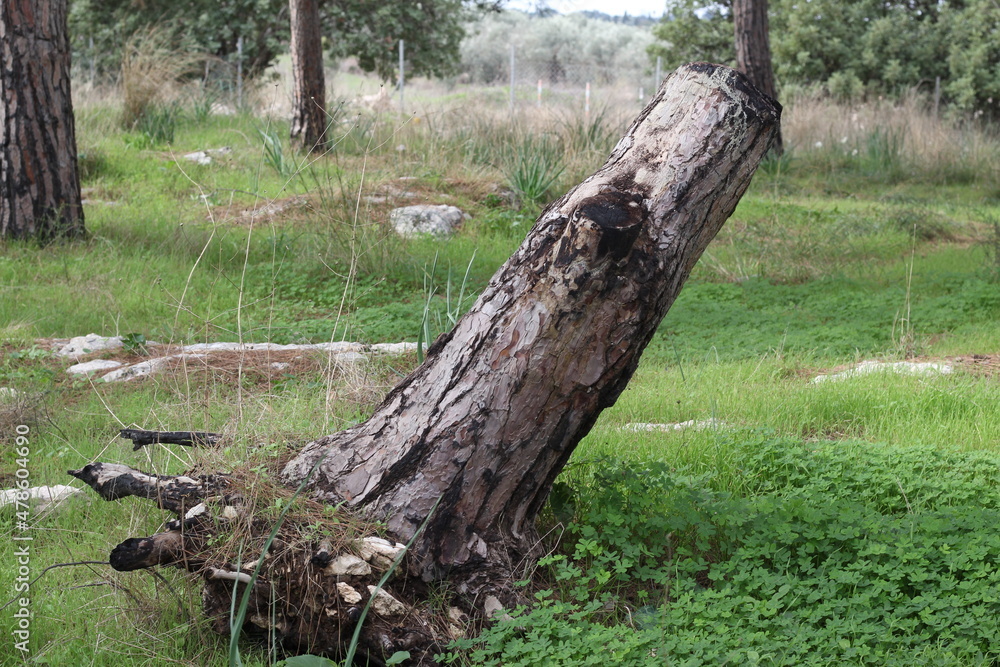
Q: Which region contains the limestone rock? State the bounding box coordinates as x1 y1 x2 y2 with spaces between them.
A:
483 595 504 619
337 582 362 604
325 554 372 576
100 356 173 382
366 587 407 617
370 342 419 355
357 536 406 569
390 204 465 237
812 360 954 384
66 359 123 376
57 334 123 358
622 419 727 433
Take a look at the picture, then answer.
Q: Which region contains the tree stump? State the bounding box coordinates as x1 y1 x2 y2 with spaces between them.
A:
73 63 780 664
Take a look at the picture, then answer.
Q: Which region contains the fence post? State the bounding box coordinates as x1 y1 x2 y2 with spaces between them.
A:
88 35 95 86
399 40 405 113
934 76 941 119
236 35 244 109
509 43 516 112
656 55 662 86
585 82 591 121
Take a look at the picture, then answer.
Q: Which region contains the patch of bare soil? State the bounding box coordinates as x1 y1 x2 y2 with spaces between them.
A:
212 195 314 226
948 353 1000 376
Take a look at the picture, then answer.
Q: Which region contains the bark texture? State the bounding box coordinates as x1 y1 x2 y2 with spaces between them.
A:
0 0 84 239
288 0 327 152
68 462 229 514
119 428 222 450
734 0 783 154
282 63 781 589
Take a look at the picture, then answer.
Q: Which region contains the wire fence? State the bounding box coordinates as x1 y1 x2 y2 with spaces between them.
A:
72 34 665 119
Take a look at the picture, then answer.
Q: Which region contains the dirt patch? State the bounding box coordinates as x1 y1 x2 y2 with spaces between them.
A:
212 195 313 226
948 353 1000 377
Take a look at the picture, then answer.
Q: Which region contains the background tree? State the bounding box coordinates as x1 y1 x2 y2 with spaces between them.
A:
68 0 288 79
289 0 327 151
648 0 735 72
459 10 654 85
733 0 781 153
1 0 84 240
69 0 496 87
651 0 997 112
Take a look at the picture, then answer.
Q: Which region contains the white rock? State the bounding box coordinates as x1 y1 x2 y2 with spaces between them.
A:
100 354 205 382
0 485 83 511
622 419 727 433
66 359 123 375
325 554 372 576
483 595 504 619
310 342 365 354
370 342 419 355
812 360 954 384
338 351 370 364
366 587 407 617
100 356 173 382
57 334 122 358
182 151 212 165
337 582 362 604
357 537 406 568
270 362 290 371
360 536 406 557
390 205 465 237
0 387 18 399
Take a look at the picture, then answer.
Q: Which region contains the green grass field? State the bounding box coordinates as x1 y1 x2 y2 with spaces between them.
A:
1 84 999 666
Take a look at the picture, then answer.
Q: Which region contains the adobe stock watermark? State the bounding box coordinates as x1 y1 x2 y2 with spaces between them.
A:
11 424 32 656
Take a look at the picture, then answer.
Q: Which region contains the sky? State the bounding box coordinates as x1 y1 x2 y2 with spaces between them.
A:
505 0 667 18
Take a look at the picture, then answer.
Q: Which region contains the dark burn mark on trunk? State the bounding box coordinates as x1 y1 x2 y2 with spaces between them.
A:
582 190 646 262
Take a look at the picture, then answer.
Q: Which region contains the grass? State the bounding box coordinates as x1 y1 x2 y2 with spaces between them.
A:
1 67 1000 666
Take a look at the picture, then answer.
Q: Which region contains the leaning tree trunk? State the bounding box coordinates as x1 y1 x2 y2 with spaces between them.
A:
288 0 327 152
281 63 781 589
72 63 779 662
0 0 84 240
734 0 783 155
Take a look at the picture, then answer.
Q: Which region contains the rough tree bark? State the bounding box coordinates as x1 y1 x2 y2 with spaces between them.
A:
281 62 780 588
734 0 783 155
73 63 779 662
0 0 84 239
289 0 327 152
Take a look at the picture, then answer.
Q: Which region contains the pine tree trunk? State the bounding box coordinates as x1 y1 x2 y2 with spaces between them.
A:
72 64 780 662
288 0 327 152
0 0 84 240
281 62 781 592
734 0 783 155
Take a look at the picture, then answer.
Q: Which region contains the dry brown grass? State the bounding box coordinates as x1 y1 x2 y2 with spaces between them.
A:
783 91 1000 179
119 26 202 129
